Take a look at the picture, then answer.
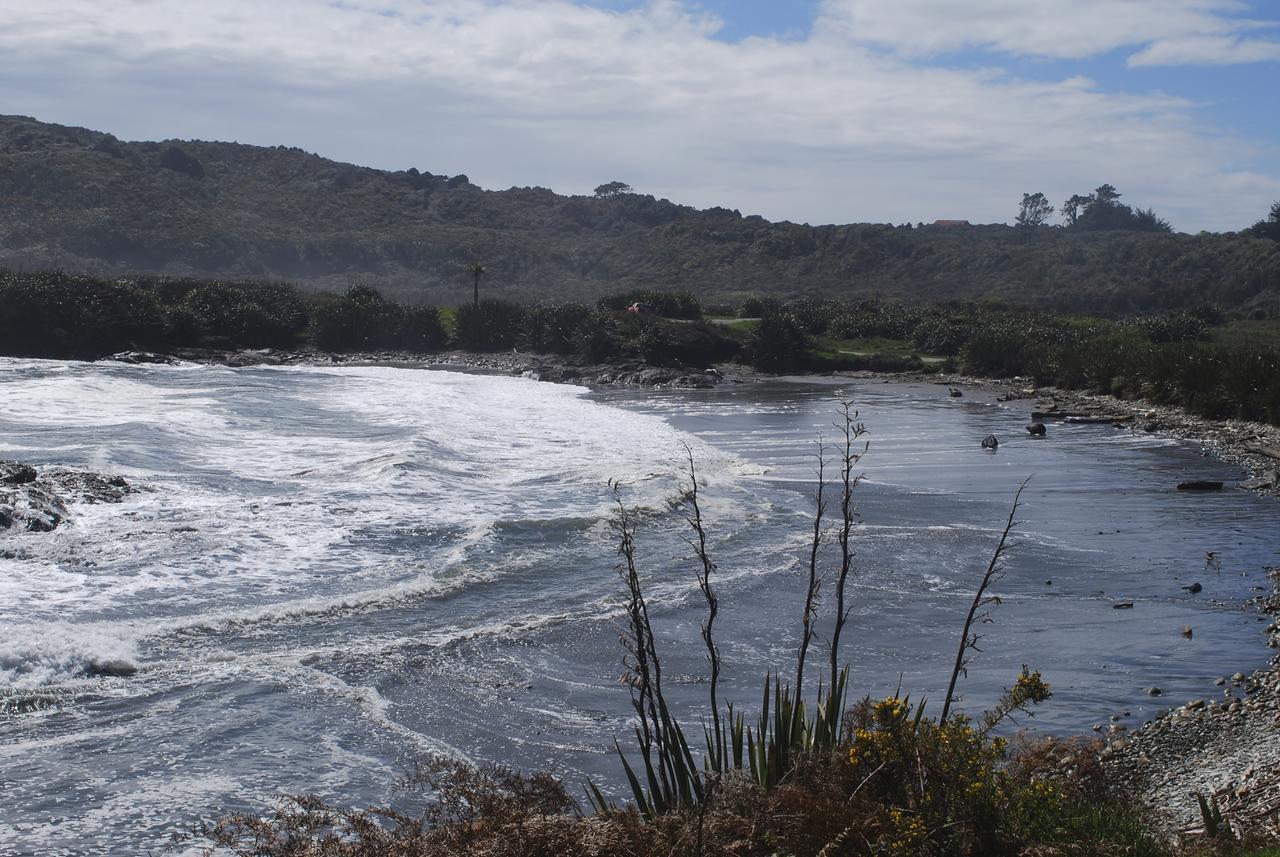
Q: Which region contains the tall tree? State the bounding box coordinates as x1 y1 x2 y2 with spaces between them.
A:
1061 193 1090 226
1092 184 1121 206
1015 192 1055 240
1250 200 1280 241
468 263 486 308
594 181 634 198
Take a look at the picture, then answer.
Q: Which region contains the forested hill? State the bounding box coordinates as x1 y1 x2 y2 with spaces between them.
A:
1 114 1277 315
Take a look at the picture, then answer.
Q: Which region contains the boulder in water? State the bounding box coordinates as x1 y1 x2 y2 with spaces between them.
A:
110 351 178 365
1177 480 1223 491
86 658 138 678
0 461 137 532
981 434 999 450
1 461 38 484
1026 423 1047 436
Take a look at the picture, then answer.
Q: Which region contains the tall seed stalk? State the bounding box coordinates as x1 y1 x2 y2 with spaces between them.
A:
940 478 1030 723
829 401 868 695
796 438 828 698
678 443 724 772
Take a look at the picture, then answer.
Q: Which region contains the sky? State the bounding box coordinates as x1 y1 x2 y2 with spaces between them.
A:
1 0 1278 231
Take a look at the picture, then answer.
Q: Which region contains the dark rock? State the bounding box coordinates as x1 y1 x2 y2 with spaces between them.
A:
1026 423 1047 436
1 461 38 484
1240 471 1277 490
1147 687 1163 696
1177 480 1224 491
1182 626 1194 638
1182 582 1202 594
109 351 178 365
86 659 138 678
0 462 136 532
1113 601 1135 609
981 434 999 450
948 387 963 397
1064 414 1134 424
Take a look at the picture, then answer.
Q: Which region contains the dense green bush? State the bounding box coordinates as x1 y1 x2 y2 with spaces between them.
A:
452 299 526 351
738 295 781 318
744 312 809 371
312 286 446 352
520 303 593 354
598 290 702 319
0 271 168 358
181 280 309 348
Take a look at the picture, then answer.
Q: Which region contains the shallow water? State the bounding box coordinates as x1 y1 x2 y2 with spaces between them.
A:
1 359 1277 855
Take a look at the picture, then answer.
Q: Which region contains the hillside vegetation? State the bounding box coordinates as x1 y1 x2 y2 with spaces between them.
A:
1 114 1277 315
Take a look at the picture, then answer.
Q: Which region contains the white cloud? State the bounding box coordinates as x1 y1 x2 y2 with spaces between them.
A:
0 0 1276 231
1128 33 1280 65
819 0 1280 65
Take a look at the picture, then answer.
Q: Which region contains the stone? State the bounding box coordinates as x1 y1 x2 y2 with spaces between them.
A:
0 461 37 485
1026 422 1047 436
1147 687 1163 696
1177 480 1224 491
109 351 178 365
1187 699 1206 710
981 434 999 449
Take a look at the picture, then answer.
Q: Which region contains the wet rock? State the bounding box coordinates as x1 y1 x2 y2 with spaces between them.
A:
1 461 38 485
1183 582 1203 594
1147 687 1163 696
85 659 137 678
948 387 963 397
1026 422 1047 436
1187 699 1206 710
1240 471 1278 491
0 462 137 532
1177 480 1224 491
1182 626 1194 638
1113 601 1135 609
981 434 999 450
109 351 178 365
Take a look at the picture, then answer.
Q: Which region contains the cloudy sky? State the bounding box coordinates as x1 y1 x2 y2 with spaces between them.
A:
2 0 1278 231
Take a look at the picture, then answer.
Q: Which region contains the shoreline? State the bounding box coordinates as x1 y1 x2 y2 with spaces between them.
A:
150 345 1280 496
113 346 1280 833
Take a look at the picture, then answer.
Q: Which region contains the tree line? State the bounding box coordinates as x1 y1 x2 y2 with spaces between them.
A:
2 270 1277 424
1017 184 1173 235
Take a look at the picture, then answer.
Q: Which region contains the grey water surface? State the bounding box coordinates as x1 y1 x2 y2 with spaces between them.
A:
1 358 1277 856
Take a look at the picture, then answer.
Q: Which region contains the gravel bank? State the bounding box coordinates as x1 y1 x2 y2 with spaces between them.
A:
1101 570 1280 836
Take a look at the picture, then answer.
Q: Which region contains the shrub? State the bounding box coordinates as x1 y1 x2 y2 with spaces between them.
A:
181 280 308 348
312 286 446 352
520 302 592 354
598 290 702 319
452 299 526 351
0 271 168 358
744 312 809 371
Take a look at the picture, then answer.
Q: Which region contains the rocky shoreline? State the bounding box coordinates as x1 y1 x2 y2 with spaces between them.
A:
1100 568 1280 838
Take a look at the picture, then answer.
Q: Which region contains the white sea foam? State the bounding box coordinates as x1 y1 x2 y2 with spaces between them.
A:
0 360 737 687
0 624 139 689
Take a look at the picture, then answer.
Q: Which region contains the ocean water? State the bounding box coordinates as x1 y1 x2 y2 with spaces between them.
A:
1 358 1277 855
